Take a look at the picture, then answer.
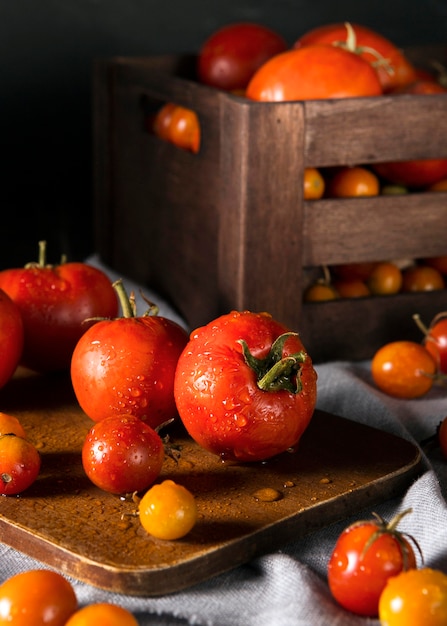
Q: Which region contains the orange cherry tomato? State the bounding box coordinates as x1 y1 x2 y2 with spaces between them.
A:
0 412 27 438
367 262 403 295
379 568 447 626
139 479 198 540
326 166 380 198
293 22 417 93
371 340 436 398
303 282 339 302
333 278 370 298
152 102 177 141
246 44 382 102
0 569 77 626
0 433 41 495
402 265 445 292
152 103 200 153
304 167 325 200
65 603 138 626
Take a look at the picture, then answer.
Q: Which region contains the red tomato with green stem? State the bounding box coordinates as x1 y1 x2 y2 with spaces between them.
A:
71 280 188 429
293 21 417 92
174 310 317 463
82 414 164 495
0 241 118 372
328 509 420 617
197 22 287 91
246 43 382 102
0 433 41 495
414 312 447 374
0 288 23 388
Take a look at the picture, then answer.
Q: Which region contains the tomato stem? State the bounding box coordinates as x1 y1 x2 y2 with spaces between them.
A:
238 332 307 394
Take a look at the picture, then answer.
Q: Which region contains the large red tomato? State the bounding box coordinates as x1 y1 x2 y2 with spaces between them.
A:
174 310 317 463
0 242 118 372
293 22 417 92
246 44 382 102
0 289 23 388
71 280 188 429
197 22 287 91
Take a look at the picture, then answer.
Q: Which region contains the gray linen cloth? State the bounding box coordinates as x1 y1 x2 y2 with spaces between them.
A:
1 257 446 626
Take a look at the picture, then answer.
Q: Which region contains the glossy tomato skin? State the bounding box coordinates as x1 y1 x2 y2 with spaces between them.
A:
174 310 317 462
197 22 287 91
0 262 118 372
371 340 436 399
82 415 164 494
0 433 41 495
378 568 447 626
0 569 77 626
0 289 23 388
328 515 417 617
65 604 138 626
246 44 382 102
71 315 188 428
374 157 447 188
293 22 417 92
139 479 198 540
424 315 447 374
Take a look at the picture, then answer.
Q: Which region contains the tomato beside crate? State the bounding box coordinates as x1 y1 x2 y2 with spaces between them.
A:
94 44 447 362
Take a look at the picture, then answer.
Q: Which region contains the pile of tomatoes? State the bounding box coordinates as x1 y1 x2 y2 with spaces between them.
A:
304 255 447 302
149 20 447 194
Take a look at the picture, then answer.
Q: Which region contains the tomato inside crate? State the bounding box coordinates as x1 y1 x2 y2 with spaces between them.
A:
94 45 447 362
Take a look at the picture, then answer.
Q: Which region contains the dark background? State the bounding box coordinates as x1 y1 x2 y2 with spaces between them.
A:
2 0 447 268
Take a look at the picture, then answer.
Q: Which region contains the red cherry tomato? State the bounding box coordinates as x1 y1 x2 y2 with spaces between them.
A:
379 568 447 626
374 158 447 188
152 103 201 153
328 509 418 617
71 280 188 428
174 310 317 462
293 22 417 92
0 288 23 388
197 22 287 91
0 433 41 495
82 414 164 494
371 340 436 398
0 241 118 372
414 313 447 374
0 569 78 626
246 44 382 102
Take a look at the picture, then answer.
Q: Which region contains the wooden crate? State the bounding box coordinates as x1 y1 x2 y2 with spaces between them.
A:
94 45 447 362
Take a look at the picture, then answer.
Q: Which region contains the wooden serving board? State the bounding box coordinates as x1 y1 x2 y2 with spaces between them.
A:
0 368 421 596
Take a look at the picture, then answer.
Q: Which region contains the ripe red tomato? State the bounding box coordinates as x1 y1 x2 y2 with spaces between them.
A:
0 434 41 495
71 280 188 428
0 569 78 626
0 242 118 372
414 312 447 374
82 414 164 494
246 44 382 102
328 509 418 617
293 22 417 92
139 479 198 540
65 604 138 626
174 310 317 462
371 340 436 398
378 568 447 626
197 22 287 91
0 288 23 388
